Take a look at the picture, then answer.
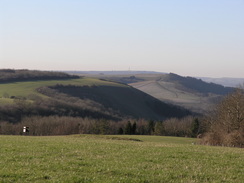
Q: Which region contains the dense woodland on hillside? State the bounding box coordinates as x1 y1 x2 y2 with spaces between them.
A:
165 73 234 95
48 84 191 118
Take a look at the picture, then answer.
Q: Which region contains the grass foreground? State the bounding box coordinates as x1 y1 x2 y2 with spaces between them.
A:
0 135 243 183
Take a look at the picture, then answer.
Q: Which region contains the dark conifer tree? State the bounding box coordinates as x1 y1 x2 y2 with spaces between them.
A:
191 118 200 137
131 122 137 135
125 121 132 134
147 120 155 135
118 127 124 135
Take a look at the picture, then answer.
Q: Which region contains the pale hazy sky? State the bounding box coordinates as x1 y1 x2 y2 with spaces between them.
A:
0 0 244 77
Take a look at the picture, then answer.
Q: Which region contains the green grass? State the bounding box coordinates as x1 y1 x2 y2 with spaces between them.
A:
0 98 14 104
0 78 126 99
0 135 243 183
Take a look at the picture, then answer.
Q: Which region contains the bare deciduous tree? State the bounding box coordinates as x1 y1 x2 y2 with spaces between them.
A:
201 89 244 147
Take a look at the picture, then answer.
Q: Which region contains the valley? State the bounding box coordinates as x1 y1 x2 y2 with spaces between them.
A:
0 70 191 124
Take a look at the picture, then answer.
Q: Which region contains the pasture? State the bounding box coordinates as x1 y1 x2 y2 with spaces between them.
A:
0 77 125 104
0 135 243 182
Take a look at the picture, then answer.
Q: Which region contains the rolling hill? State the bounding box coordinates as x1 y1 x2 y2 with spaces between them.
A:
77 71 235 114
0 70 191 123
130 73 235 113
41 84 191 120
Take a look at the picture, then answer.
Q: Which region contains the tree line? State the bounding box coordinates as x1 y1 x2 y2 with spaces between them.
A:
0 115 201 137
0 69 79 83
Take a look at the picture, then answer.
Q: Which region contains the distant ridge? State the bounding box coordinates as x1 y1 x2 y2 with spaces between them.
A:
65 70 166 75
64 70 244 87
198 77 244 87
165 73 234 95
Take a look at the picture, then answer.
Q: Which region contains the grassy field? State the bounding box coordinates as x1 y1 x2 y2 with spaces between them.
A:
0 77 126 104
0 135 243 183
130 79 219 113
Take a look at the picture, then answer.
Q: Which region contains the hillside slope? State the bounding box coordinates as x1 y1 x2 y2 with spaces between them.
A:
41 84 191 120
129 73 235 113
65 71 235 114
0 71 191 122
163 73 234 95
75 71 234 114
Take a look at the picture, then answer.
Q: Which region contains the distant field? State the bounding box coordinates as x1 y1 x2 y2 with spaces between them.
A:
130 79 219 113
0 135 243 182
0 77 125 101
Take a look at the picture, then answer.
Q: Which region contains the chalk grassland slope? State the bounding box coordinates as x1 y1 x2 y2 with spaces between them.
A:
130 73 234 113
131 79 218 113
0 135 243 183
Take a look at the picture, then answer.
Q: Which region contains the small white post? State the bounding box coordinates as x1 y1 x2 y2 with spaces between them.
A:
23 126 26 133
23 126 29 134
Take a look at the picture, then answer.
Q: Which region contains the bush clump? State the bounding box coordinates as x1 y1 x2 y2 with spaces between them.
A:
201 89 244 147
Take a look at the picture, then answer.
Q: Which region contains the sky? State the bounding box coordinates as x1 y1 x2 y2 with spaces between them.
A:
0 0 244 78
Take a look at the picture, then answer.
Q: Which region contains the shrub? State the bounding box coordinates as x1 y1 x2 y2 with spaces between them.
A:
201 89 244 147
